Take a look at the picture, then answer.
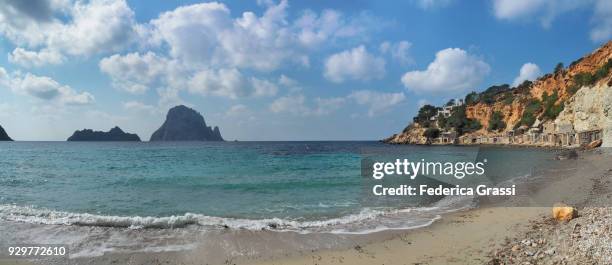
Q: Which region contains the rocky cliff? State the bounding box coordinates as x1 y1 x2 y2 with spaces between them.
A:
0 125 12 141
67 126 141 141
150 105 224 141
385 40 612 146
464 41 612 133
555 83 612 147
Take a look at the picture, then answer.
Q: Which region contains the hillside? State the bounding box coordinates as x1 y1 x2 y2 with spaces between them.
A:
384 41 612 147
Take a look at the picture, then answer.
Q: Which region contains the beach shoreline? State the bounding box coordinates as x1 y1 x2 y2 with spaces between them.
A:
1 149 610 265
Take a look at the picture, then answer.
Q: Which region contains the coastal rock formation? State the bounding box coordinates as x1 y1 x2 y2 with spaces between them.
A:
383 124 427 144
464 41 612 136
150 105 224 141
0 125 12 141
555 82 612 147
384 40 612 147
67 126 141 141
555 83 611 133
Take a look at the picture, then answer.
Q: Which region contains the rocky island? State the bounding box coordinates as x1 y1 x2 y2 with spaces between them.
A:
150 105 224 141
67 126 141 141
0 125 12 141
384 41 612 148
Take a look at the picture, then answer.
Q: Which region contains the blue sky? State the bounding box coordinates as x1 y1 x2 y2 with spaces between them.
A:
0 0 609 141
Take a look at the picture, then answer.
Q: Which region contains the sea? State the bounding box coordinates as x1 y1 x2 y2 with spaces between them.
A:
0 141 558 258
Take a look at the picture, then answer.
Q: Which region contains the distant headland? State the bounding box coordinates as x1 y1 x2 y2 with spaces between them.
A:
67 126 141 141
0 125 12 141
150 105 224 141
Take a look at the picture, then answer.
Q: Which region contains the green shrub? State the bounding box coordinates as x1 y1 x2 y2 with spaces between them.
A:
574 72 595 87
544 102 564 120
488 111 506 131
567 85 580 95
464 92 479 105
437 115 448 129
515 99 541 128
502 92 514 105
515 80 533 95
541 91 563 120
464 119 482 133
446 105 482 135
480 84 510 105
423 128 440 139
554 62 564 74
594 59 612 80
413 104 439 126
572 59 612 89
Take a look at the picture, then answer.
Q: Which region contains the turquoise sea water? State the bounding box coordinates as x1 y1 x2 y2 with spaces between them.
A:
0 141 558 254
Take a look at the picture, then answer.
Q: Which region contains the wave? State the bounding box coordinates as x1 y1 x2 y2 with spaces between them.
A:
0 204 409 232
0 194 475 234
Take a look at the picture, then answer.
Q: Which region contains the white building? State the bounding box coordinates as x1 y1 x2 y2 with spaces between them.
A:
437 98 464 118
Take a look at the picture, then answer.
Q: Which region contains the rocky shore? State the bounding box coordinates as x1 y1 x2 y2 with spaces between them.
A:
488 207 611 265
488 157 612 265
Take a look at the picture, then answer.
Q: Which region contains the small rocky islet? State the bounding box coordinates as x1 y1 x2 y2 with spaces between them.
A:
0 124 12 141
67 126 141 141
149 105 224 141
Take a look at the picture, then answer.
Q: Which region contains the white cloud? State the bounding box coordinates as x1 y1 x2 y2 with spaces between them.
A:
278 75 298 87
324 45 386 83
270 94 309 115
492 0 585 28
269 94 345 116
157 87 186 111
99 52 169 94
294 9 368 48
188 68 248 99
99 52 281 99
414 0 453 9
401 48 490 94
149 0 296 71
492 0 547 20
591 0 612 42
146 0 373 72
187 68 279 99
512 62 542 87
51 0 137 56
3 71 94 105
93 1 378 101
226 104 249 117
492 0 610 41
417 99 430 107
149 2 231 66
8 47 64 67
380 41 413 65
313 97 346 115
251 78 279 97
348 90 405 117
0 0 138 66
123 101 155 113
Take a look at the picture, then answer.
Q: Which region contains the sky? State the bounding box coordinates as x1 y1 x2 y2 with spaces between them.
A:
0 0 610 141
